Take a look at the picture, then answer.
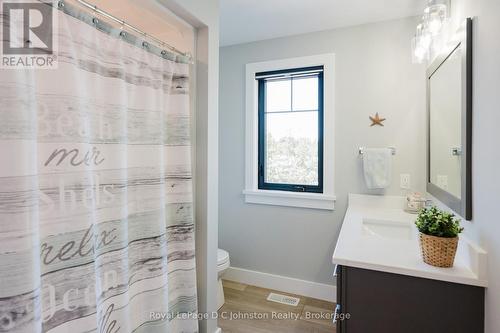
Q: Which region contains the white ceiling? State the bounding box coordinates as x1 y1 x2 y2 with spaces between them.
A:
220 0 424 46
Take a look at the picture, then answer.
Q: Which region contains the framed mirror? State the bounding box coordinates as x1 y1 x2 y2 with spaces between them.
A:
427 18 472 220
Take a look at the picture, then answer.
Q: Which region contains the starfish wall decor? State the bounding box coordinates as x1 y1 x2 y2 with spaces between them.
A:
369 113 386 127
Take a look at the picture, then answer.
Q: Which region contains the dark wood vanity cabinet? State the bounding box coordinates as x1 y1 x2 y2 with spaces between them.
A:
335 265 485 333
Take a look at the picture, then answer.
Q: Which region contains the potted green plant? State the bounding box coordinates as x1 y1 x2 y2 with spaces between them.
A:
415 206 464 268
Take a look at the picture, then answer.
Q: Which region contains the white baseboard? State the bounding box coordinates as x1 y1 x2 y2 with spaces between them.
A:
223 267 336 303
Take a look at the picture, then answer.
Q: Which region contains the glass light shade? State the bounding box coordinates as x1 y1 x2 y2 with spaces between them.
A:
420 32 432 50
412 36 429 64
412 17 432 63
424 3 447 35
410 1 448 64
416 21 432 47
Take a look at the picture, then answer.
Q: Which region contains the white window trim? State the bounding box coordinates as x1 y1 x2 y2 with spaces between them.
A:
244 54 336 210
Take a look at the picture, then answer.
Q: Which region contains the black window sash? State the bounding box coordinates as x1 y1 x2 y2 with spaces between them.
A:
257 67 324 193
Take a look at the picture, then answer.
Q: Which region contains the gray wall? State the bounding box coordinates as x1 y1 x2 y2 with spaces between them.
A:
219 17 426 285
440 1 500 332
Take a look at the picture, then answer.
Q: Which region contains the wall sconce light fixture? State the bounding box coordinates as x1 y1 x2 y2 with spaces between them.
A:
412 0 449 63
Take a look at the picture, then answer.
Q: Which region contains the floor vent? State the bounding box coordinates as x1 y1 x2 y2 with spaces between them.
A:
266 292 300 306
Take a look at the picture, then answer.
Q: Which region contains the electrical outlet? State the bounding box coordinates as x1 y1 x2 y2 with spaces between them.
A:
400 174 411 189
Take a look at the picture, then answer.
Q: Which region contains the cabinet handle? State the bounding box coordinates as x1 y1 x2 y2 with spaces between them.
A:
333 264 340 277
333 304 341 324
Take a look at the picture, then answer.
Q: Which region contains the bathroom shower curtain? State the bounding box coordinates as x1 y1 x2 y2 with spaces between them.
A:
0 4 197 333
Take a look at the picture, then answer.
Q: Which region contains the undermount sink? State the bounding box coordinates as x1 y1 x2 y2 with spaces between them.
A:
362 218 414 240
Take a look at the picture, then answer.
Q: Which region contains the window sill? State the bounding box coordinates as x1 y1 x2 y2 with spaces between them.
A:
242 189 336 210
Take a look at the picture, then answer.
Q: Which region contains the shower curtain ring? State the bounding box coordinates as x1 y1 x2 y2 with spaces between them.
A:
118 20 126 38
57 1 64 8
91 5 98 25
142 33 149 49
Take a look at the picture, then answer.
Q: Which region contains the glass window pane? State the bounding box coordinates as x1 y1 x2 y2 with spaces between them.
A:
266 79 291 112
265 111 318 185
292 76 318 111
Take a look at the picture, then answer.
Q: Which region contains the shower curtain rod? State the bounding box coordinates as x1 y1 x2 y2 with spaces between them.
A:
62 0 192 60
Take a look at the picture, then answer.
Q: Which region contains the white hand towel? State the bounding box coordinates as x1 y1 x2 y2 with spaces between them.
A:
362 148 392 189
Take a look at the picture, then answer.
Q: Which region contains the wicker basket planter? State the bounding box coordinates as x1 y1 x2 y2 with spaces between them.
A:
419 233 458 268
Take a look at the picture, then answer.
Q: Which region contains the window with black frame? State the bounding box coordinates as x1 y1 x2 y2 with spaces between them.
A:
256 66 324 193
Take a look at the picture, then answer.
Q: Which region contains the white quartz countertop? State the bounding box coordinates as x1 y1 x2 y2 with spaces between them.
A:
332 194 488 287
